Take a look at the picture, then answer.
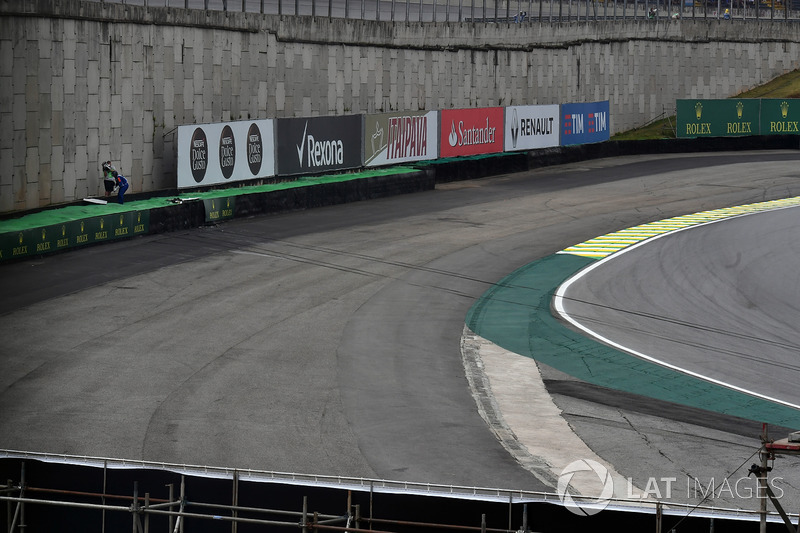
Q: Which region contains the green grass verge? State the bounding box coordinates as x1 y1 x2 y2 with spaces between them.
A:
611 68 800 141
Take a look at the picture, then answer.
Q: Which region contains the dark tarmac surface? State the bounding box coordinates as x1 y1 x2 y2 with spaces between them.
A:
2 151 800 500
557 205 800 411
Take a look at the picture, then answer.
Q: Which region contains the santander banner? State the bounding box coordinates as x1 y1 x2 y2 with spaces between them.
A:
440 107 504 158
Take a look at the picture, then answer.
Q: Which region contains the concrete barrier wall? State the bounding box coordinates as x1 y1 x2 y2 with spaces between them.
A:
1 0 799 213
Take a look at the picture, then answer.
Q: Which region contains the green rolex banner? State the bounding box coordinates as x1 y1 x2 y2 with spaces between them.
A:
760 99 800 135
0 230 36 260
0 211 150 262
677 99 761 138
204 197 236 223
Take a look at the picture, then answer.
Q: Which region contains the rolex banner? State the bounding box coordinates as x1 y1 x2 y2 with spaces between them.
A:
504 105 560 152
364 111 438 167
677 99 760 138
204 197 236 223
0 212 150 262
760 99 800 136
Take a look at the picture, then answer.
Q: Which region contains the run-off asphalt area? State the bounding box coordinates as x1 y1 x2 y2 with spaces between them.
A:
2 151 800 508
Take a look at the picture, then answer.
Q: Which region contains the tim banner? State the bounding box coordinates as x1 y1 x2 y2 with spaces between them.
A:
364 111 438 167
440 107 504 158
760 99 800 135
561 101 610 146
276 115 363 176
504 105 560 152
177 119 275 189
676 99 760 138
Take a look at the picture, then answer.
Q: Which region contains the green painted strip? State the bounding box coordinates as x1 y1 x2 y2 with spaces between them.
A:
0 167 416 261
465 253 800 427
0 166 417 234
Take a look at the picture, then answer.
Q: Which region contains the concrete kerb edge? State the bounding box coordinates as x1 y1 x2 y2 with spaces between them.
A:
460 327 642 500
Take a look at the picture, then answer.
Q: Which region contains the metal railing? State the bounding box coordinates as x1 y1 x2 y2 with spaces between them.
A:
88 0 800 22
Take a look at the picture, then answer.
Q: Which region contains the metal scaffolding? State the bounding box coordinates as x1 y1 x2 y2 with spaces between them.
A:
2 448 800 532
2 461 523 533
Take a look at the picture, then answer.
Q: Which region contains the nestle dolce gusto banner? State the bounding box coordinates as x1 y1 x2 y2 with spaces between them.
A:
504 105 560 152
177 119 275 189
560 101 610 146
364 111 439 167
276 115 363 176
440 108 504 158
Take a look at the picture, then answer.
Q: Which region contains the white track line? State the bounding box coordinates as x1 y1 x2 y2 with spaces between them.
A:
553 203 800 413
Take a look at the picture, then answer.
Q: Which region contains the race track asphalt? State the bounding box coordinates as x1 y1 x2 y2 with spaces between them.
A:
557 205 800 412
2 150 800 501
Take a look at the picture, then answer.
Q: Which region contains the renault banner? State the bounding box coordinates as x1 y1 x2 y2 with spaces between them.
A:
504 105 560 152
177 119 275 189
364 111 438 167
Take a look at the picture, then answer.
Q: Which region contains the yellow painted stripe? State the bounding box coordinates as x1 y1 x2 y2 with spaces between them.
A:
558 196 800 258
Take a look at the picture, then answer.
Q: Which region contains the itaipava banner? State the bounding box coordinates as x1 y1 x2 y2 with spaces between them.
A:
364 111 438 167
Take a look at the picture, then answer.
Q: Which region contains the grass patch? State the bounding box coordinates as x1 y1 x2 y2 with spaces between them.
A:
611 68 800 141
735 68 800 99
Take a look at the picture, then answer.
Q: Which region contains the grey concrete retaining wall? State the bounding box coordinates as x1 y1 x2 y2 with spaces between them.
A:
1 0 799 213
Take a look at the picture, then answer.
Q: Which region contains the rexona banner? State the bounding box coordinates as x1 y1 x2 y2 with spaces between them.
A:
276 115 363 176
440 107 504 158
676 99 760 138
760 99 800 135
177 119 275 189
364 111 438 167
561 101 610 146
504 105 560 152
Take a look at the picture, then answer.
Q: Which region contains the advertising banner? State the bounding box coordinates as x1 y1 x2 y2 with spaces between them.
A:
0 211 149 262
177 119 275 189
676 99 760 138
439 107 504 158
364 111 438 167
561 101 610 146
204 197 236 223
760 99 800 136
276 115 363 176
504 105 560 152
